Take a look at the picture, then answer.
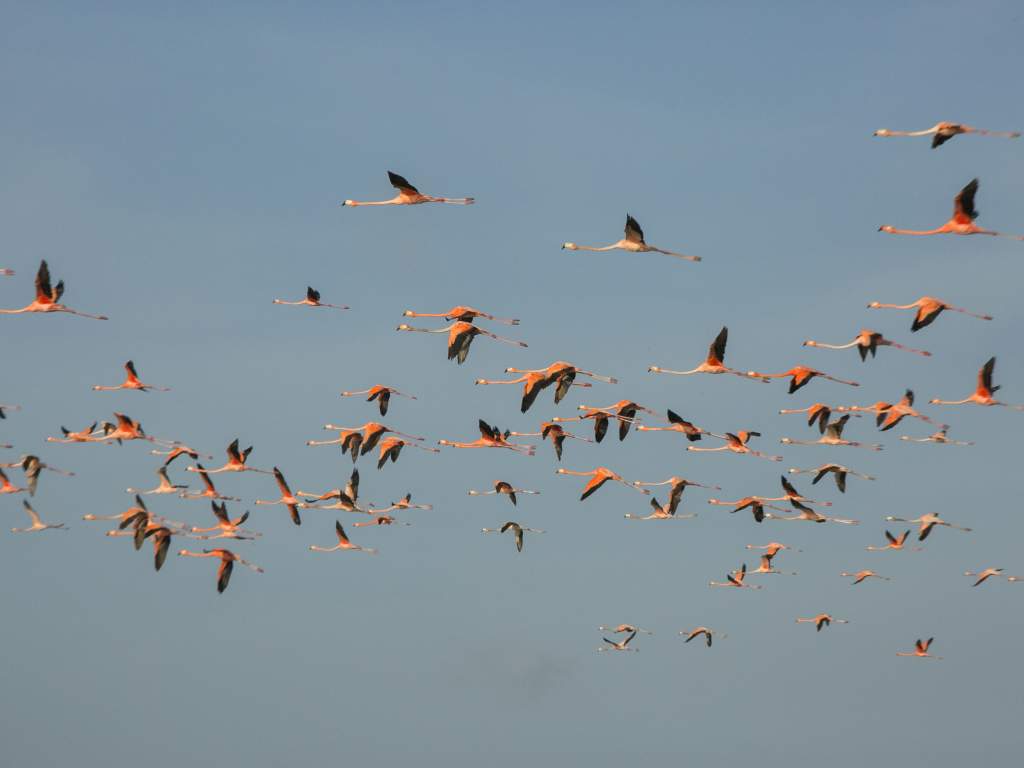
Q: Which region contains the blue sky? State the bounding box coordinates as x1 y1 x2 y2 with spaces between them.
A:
1 2 1022 765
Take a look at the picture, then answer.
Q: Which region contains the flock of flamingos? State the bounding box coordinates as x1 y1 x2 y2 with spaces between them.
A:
2 120 1022 659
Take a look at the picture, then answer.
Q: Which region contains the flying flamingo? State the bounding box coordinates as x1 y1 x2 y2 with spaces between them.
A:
151 444 212 466
438 420 535 455
897 638 941 660
92 361 170 392
746 553 797 576
0 403 21 420
649 327 764 380
838 389 941 432
745 542 801 557
272 286 348 310
707 496 791 523
481 521 544 553
780 415 882 451
177 548 264 593
190 501 260 540
340 385 417 417
556 400 655 442
778 403 837 434
900 428 974 447
475 371 590 413
341 171 474 207
96 412 156 444
746 364 859 394
307 426 364 459
46 422 102 444
709 563 762 589
840 570 890 585
178 465 240 502
369 493 433 514
126 467 188 495
680 627 726 647
635 409 714 443
688 430 783 461
879 179 1024 240
0 468 27 495
884 512 971 541
507 421 593 461
624 495 697 521
11 500 66 533
768 499 859 525
866 530 918 552
803 330 930 361
930 357 1024 409
596 629 640 653
867 296 992 332
0 260 108 319
796 614 848 632
187 439 270 475
631 477 721 508
562 213 700 262
375 436 439 469
352 515 410 528
600 624 653 636
254 467 312 525
556 467 649 501
1 268 13 276
0 455 74 496
503 361 618 406
964 568 1023 587
403 306 519 325
397 320 527 364
83 495 151 527
788 463 875 493
309 521 378 555
874 121 1020 148
298 469 365 512
468 480 540 507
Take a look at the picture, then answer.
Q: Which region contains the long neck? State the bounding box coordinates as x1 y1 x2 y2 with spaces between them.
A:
883 226 948 236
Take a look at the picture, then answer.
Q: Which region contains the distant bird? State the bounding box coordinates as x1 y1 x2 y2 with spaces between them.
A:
838 389 940 432
556 466 649 501
899 427 974 447
0 403 21 420
746 365 859 394
11 500 66 533
964 568 1023 587
880 179 1024 240
709 563 762 589
803 329 930 361
874 121 1019 148
187 439 270 475
340 385 416 416
92 361 170 392
866 530 917 552
151 444 211 467
439 420 535 455
481 521 544 552
374 436 439 469
788 463 875 493
476 371 590 413
796 614 847 632
867 296 992 332
254 467 307 525
781 415 882 450
46 422 101 444
370 492 433 514
600 624 653 636
778 403 837 434
563 214 700 262
1 454 75 496
649 327 763 379
680 627 726 647
746 542 801 557
688 430 783 461
190 501 259 540
468 480 540 507
342 171 474 206
397 320 527 364
632 476 721 505
178 464 240 502
309 521 378 554
840 570 890 585
767 499 859 525
352 515 410 528
503 362 618 405
177 548 264 593
299 469 364 512
272 286 349 310
125 467 187 495
897 638 941 660
707 496 791 523
0 260 108 319
507 421 593 461
930 357 1024 409
635 409 714 443
746 553 797 576
96 412 154 443
0 468 27 495
597 629 640 652
624 495 696 521
884 512 971 541
0 268 13 276
403 306 519 325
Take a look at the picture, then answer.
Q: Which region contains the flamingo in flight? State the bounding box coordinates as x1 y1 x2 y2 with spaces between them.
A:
709 563 762 589
151 444 212 467
838 389 941 432
564 401 655 442
309 521 378 555
340 385 416 417
884 512 971 541
397 320 527 365
403 306 519 325
369 493 433 514
11 501 66 533
781 415 882 451
375 436 439 469
874 121 1019 148
600 624 653 636
507 421 593 461
747 364 859 394
769 498 859 525
866 530 918 552
503 361 618 405
438 420 535 455
688 430 783 462
649 327 764 380
468 480 540 507
45 423 101 444
867 296 992 332
178 548 264 593
788 463 875 493
476 371 590 414
125 467 187 496
92 361 170 392
879 179 1024 240
840 570 890 585
0 260 108 319
0 403 21 420
624 495 697 521
556 466 649 501
963 568 1023 587
178 465 240 502
632 476 720 513
778 403 838 434
481 521 544 553
634 408 714 443
707 496 791 524
930 357 1024 409
254 467 308 525
187 439 270 475
899 427 974 447
96 412 158 444
745 553 797 576
563 214 700 262
596 629 640 653
191 501 260 541
897 638 941 660
745 542 801 557
342 171 474 207
680 627 726 647
298 469 364 512
796 614 848 632
273 286 348 310
0 468 27 495
803 330 930 361
0 455 74 496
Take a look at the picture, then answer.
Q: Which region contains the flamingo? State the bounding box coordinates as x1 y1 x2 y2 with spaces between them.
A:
476 372 590 413
897 638 941 660
352 515 410 528
83 495 151 527
438 420 535 455
596 629 640 653
177 548 264 592
1 455 75 496
600 624 653 636
309 521 378 555
503 362 618 406
680 627 726 647
0 468 27 495
46 422 102 444
867 296 992 332
746 553 797 576
190 501 260 540
92 361 170 392
796 614 847 632
397 320 526 364
707 497 791 523
635 409 714 443
307 425 364 459
803 330 930 361
0 403 21 420
840 570 890 585
403 306 519 325
964 568 1023 587
768 499 859 525
178 465 240 502
879 179 1024 240
930 357 1024 409
141 526 175 571
375 436 439 469
507 421 593 461
563 214 700 262
746 364 859 394
252 467 310 525
369 493 433 514
649 327 764 380
556 467 649 501
468 480 540 507
151 444 212 466
96 412 156 444
788 463 875 493
272 286 348 310
781 415 882 451
341 171 474 207
556 401 654 442
11 500 66 533
709 563 762 589
126 467 187 495
900 428 974 447
884 512 971 541
0 268 12 276
632 476 721 507
481 521 544 553
0 260 108 319
778 403 837 434
688 430 783 462
340 385 416 417
838 389 941 432
866 530 918 552
298 469 365 512
746 542 801 557
624 495 697 521
187 439 270 475
874 121 1020 148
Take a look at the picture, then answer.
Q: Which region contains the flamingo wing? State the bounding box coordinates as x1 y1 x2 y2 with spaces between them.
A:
707 327 728 366
34 260 53 302
387 171 419 195
579 473 608 501
953 178 979 222
624 214 645 244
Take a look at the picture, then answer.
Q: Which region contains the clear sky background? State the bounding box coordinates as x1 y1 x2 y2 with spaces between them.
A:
2 2 1023 765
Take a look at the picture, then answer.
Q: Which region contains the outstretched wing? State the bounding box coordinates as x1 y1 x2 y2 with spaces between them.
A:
306 286 320 303
623 214 645 244
953 178 979 222
707 327 728 366
35 260 53 302
388 171 419 195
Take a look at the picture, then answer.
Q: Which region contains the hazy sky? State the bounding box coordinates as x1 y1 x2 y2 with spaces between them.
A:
2 2 1023 765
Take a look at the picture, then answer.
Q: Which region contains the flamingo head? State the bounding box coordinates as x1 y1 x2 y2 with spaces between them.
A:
396 324 412 331
878 225 895 233
402 310 414 316
561 242 578 250
177 549 189 556
867 301 881 308
341 200 356 207
873 129 891 137
648 366 660 372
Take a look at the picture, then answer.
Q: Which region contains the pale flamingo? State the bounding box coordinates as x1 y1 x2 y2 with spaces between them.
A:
0 468 27 495
803 329 930 361
46 422 102 444
96 412 156 444
178 465 240 502
746 542 801 557
309 521 377 554
556 467 649 501
746 553 797 576
840 570 890 585
11 500 66 533
0 403 21 420
747 364 859 394
187 439 270 475
778 403 836 434
930 357 1024 409
375 436 439 469
126 467 187 495
680 627 726 647
307 425 364 460
438 419 535 455
503 362 618 405
707 497 791 523
796 614 847 632
649 327 765 380
867 296 992 332
884 512 971 541
632 477 721 508
838 389 941 431
563 214 700 262
352 515 410 528
151 444 212 466
897 638 941 660
342 171 474 207
481 521 544 553
0 455 75 496
177 548 264 593
635 409 714 443
788 463 875 493
597 629 640 653
369 493 433 513
83 495 151 527
562 400 654 442
0 260 108 319
397 320 527 364
476 372 590 413
190 501 260 540
866 530 917 552
468 480 540 507
341 385 416 417
709 563 762 589
507 421 593 461
92 361 170 392
273 286 348 310
964 568 1023 587
688 430 783 462
769 499 859 525
298 469 366 513
624 495 696 521
254 467 308 525
600 624 653 636
899 428 974 447
874 121 1020 148
403 306 519 325
880 179 1024 240
780 415 882 451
